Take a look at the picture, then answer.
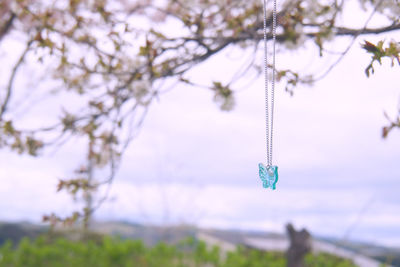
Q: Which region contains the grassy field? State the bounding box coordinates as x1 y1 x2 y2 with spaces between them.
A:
0 235 358 267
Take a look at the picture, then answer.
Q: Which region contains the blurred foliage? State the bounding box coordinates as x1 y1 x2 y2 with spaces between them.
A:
0 236 358 267
0 0 399 227
360 40 400 139
362 40 400 77
304 252 357 267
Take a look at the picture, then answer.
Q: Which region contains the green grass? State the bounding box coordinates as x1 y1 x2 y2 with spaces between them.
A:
0 235 357 267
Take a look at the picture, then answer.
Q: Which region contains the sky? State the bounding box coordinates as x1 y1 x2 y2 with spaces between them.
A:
1 0 400 248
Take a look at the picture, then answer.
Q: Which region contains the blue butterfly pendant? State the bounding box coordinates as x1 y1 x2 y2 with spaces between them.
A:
258 163 278 190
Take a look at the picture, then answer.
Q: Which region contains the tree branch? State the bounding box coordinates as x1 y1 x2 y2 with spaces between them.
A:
312 0 386 81
334 23 400 36
0 40 32 120
0 12 15 42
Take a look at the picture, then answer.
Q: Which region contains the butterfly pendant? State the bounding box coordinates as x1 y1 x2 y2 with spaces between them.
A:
258 163 278 190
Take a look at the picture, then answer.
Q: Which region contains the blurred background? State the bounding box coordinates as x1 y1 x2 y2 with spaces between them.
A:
0 0 399 266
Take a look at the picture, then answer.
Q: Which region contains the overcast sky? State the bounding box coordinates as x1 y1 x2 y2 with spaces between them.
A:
1 1 400 247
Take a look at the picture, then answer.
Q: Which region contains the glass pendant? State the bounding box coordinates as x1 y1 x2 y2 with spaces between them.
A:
258 163 278 190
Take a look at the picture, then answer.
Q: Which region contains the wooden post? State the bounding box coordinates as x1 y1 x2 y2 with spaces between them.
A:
286 223 312 267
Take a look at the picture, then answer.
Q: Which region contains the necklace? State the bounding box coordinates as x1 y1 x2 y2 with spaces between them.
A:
259 0 278 190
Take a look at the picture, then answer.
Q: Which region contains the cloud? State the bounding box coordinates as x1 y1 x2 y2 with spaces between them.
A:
90 182 400 245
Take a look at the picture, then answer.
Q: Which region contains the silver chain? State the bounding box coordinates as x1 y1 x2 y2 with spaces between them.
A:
262 0 277 167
